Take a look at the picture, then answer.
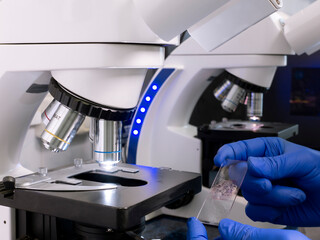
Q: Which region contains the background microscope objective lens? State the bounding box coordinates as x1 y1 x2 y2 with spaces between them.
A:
214 80 233 101
221 85 246 112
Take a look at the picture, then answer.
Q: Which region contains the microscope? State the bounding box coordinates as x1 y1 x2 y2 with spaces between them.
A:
128 0 320 228
0 0 284 239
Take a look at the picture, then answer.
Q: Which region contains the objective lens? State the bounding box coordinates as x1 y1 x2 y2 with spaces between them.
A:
221 84 246 112
247 92 263 118
41 100 61 126
40 104 85 152
213 80 233 101
93 119 122 165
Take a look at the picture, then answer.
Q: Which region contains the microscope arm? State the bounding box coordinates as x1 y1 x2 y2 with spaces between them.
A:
134 0 282 51
284 0 320 55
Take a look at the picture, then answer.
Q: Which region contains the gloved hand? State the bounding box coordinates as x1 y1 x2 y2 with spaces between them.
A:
214 137 320 227
187 217 207 240
187 217 310 240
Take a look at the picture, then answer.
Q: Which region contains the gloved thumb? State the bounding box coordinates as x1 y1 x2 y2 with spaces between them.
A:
218 219 310 240
187 217 208 240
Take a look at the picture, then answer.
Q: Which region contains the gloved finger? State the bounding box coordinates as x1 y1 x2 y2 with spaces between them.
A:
248 153 316 180
241 173 273 194
214 137 284 167
218 218 252 240
242 185 306 207
187 217 208 240
218 218 310 240
214 142 245 167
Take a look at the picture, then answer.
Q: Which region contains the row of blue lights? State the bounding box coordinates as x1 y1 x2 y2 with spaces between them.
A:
127 68 175 164
132 85 158 136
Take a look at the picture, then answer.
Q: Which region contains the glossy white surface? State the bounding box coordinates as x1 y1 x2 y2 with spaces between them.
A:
284 0 320 55
0 0 178 45
189 0 280 51
0 206 15 239
134 0 228 41
52 68 148 109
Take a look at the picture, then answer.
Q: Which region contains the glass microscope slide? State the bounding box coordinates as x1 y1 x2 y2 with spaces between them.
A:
197 159 248 225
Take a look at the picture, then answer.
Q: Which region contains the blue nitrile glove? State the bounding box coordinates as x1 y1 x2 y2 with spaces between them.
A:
187 217 208 240
187 218 310 240
214 137 320 227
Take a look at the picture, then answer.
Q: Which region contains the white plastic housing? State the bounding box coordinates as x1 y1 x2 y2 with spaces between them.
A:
0 0 178 45
284 0 320 55
0 71 50 177
0 206 15 239
133 0 229 41
52 69 147 109
188 0 282 51
173 13 294 56
0 44 164 72
226 67 277 89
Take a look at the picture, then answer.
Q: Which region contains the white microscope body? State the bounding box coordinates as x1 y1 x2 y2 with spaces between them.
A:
0 0 285 238
128 0 320 227
0 1 176 178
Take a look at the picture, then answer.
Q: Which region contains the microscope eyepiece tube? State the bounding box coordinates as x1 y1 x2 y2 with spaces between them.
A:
247 92 263 118
40 104 85 152
93 119 122 165
221 84 246 112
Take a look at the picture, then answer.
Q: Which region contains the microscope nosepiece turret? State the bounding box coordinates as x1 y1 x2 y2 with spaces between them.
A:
40 78 134 166
213 71 267 120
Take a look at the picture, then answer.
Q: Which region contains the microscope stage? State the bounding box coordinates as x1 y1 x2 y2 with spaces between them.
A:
0 163 201 231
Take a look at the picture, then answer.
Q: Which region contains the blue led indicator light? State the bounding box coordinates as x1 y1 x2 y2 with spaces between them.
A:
145 96 151 102
152 85 158 90
140 107 146 113
133 130 139 135
136 119 142 124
